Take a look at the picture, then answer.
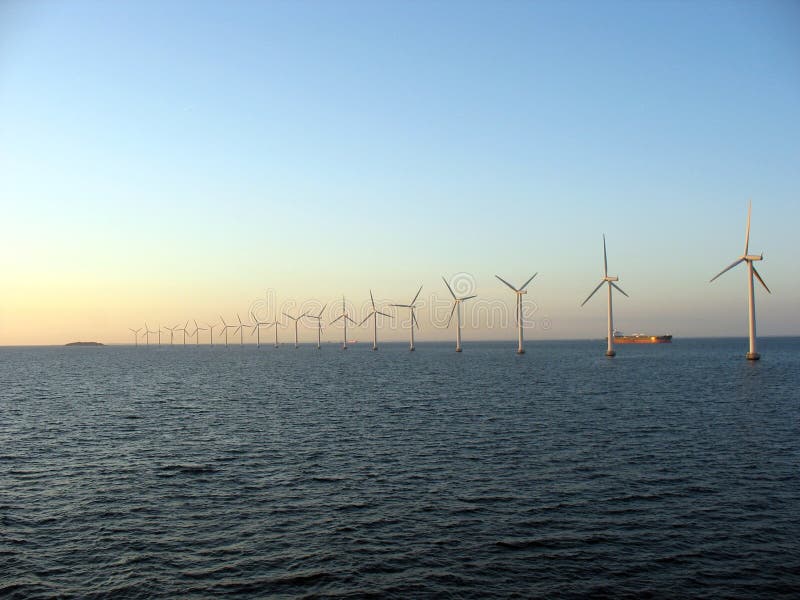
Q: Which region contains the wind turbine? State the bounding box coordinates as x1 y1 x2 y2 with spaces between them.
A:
142 323 156 346
391 285 423 351
129 327 142 347
250 312 269 348
331 297 357 349
191 320 207 347
205 321 217 346
581 235 629 357
164 325 176 346
359 290 391 351
233 313 252 347
442 277 477 352
283 309 307 349
710 201 771 360
306 304 327 349
177 320 190 346
495 274 537 354
218 315 234 348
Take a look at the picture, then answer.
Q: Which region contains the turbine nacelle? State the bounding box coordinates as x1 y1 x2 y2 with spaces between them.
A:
604 276 619 282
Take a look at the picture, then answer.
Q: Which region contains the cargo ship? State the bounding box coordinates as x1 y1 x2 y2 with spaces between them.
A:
611 330 672 344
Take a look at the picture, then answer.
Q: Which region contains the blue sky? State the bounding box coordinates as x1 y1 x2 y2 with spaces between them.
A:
1 0 798 344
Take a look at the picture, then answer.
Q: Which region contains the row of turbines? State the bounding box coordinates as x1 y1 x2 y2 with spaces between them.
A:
127 203 770 359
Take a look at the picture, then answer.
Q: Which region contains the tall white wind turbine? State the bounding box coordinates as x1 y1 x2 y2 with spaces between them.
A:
306 304 327 349
283 310 308 349
331 297 357 350
581 235 629 357
442 277 477 352
206 321 217 347
177 320 190 346
250 312 269 348
391 285 423 351
191 320 207 347
129 327 142 347
233 313 252 347
164 325 177 346
495 273 537 354
710 201 771 360
142 323 156 346
359 291 391 351
218 315 234 348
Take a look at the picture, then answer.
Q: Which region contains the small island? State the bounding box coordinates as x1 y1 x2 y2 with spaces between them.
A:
65 342 105 347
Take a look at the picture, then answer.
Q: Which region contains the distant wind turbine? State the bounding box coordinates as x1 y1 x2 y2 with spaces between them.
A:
306 304 328 349
177 320 190 346
142 323 156 346
581 235 629 357
442 276 477 352
359 290 391 351
250 312 269 348
283 309 308 349
495 274 537 354
206 321 217 347
129 327 142 347
331 297 357 350
391 285 423 351
233 313 252 347
164 325 177 346
710 200 771 360
218 315 234 348
191 320 207 347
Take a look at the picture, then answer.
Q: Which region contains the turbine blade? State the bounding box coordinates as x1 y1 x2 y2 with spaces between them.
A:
611 282 629 298
317 303 327 318
581 280 605 307
358 312 373 327
446 302 457 327
377 311 391 318
282 312 293 320
710 258 744 282
370 290 375 310
744 200 751 256
331 315 343 324
391 304 411 308
442 276 457 299
520 272 538 290
346 316 357 324
411 285 423 305
412 312 420 329
752 266 771 293
603 234 608 277
461 295 477 301
494 275 518 292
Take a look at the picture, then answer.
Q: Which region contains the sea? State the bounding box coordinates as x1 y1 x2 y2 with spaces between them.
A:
1 338 799 598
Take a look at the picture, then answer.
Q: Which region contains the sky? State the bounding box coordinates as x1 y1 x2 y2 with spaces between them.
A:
1 0 798 345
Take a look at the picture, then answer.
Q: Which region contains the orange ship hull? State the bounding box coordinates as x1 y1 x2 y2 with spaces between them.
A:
612 335 672 344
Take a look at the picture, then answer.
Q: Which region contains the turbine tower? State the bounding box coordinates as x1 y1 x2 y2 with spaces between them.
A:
206 321 217 347
581 235 629 357
177 320 190 346
331 297 357 349
218 315 234 348
164 325 177 346
250 312 269 348
359 290 391 351
391 285 423 351
233 313 252 347
442 277 477 352
283 310 308 349
306 304 327 349
129 327 142 347
495 273 537 354
710 201 771 360
191 320 207 347
142 323 156 346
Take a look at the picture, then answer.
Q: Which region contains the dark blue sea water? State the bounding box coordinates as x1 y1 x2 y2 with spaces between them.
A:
1 338 799 598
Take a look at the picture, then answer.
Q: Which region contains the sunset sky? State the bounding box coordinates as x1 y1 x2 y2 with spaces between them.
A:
1 0 798 345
